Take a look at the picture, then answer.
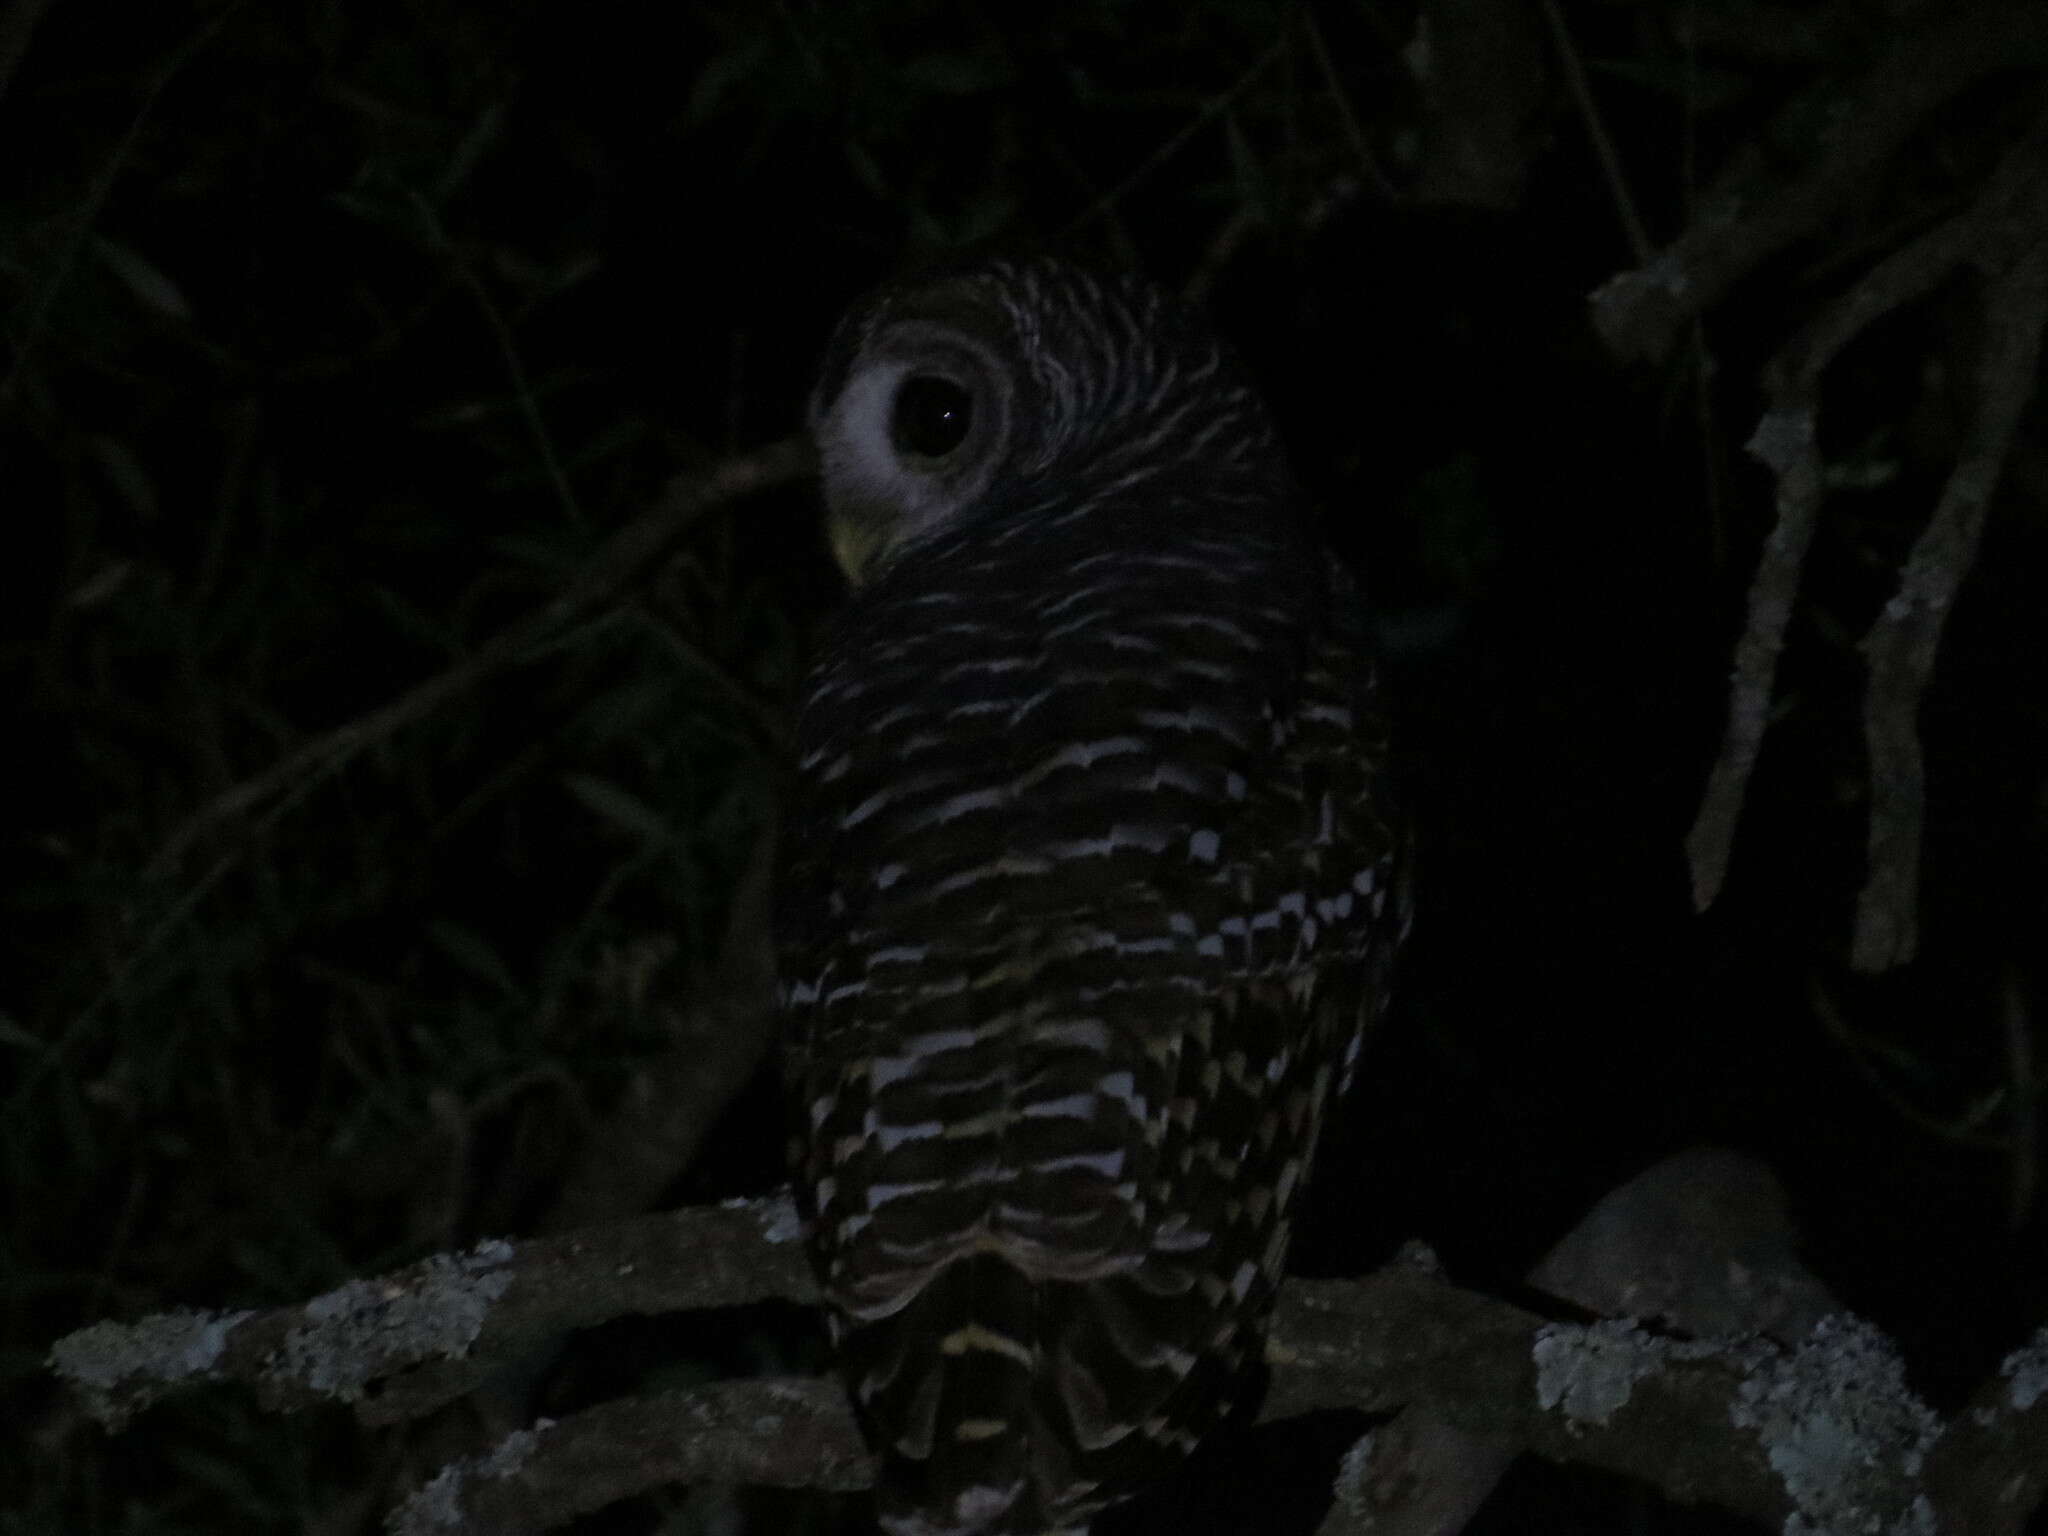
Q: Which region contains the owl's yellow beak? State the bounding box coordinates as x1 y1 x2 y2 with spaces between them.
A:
827 510 885 589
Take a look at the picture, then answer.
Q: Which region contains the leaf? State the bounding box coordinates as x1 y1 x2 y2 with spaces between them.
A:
92 236 193 320
900 49 1007 97
690 37 772 121
89 435 160 521
65 562 132 609
424 920 527 1002
563 773 674 846
438 100 508 202
0 1013 45 1051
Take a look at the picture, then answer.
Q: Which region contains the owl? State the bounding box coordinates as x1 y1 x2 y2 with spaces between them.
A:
779 255 1405 1536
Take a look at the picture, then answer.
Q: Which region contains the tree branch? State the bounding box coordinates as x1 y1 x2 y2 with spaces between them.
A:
46 1195 812 1430
385 1379 869 1536
537 819 782 1237
1684 106 2048 937
1852 138 2048 969
46 1163 2048 1535
1320 1148 1839 1535
1590 1 2048 364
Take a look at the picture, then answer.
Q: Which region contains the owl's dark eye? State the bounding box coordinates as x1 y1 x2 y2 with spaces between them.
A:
890 375 974 458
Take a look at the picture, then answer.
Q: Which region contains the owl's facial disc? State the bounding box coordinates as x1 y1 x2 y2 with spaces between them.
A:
813 320 1013 586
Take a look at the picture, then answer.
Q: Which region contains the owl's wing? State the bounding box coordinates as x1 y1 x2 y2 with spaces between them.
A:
780 515 1401 1530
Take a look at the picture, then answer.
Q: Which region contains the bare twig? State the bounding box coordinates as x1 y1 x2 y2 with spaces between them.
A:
1684 111 2048 917
0 0 54 110
1406 0 1547 214
2001 965 2039 1231
1668 2 1845 64
0 3 244 409
416 192 587 529
1061 25 1294 239
1590 2 2048 363
454 821 785 1438
1181 205 1261 307
1807 975 2013 1147
1301 6 1397 203
1853 187 2048 969
1541 0 1651 263
1684 395 1824 912
539 820 782 1235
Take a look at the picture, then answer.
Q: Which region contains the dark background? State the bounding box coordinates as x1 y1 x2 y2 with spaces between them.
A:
3 1 2042 1532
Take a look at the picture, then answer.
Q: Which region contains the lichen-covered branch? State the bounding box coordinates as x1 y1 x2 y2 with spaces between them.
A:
1319 1149 1839 1536
1280 1271 2034 1536
47 1194 812 1430
386 1378 870 1536
1923 1328 2048 1533
47 1167 2048 1535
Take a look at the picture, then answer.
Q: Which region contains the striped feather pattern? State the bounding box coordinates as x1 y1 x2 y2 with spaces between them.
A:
781 258 1405 1536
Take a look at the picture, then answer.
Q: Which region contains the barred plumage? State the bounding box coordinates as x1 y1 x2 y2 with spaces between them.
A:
780 256 1405 1536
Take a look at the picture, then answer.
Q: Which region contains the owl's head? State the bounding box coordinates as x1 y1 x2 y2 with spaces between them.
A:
809 255 1282 586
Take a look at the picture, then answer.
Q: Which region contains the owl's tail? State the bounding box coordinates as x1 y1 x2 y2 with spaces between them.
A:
856 1252 1052 1536
851 1246 1237 1536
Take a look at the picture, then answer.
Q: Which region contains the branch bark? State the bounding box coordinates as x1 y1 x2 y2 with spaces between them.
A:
45 1161 2048 1536
1683 106 2048 957
1319 1148 1839 1536
1851 146 2048 969
1590 2 2048 364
